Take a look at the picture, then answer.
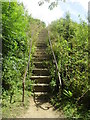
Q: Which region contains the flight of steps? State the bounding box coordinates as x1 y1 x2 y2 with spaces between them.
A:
30 29 51 95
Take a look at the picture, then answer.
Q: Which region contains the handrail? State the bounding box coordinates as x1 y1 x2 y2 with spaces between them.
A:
22 32 33 103
22 23 42 103
48 30 62 89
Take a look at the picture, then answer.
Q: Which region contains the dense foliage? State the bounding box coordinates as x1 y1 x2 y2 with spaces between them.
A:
2 2 45 117
2 1 89 119
48 13 89 119
2 2 29 96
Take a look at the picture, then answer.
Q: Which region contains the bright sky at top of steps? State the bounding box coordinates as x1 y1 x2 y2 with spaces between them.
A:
18 0 89 26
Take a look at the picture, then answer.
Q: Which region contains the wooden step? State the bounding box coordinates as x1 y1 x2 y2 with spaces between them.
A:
32 57 50 62
34 53 52 59
38 33 47 35
31 76 51 82
36 39 46 41
33 62 49 68
33 54 49 58
31 84 50 92
35 50 46 54
35 49 46 52
34 52 47 56
38 35 45 36
32 68 49 76
37 39 46 41
36 45 47 48
34 92 48 95
36 42 47 45
31 76 51 79
34 92 50 102
33 78 51 84
36 46 47 49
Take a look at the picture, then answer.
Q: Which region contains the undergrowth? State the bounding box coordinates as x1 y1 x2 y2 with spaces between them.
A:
48 12 89 120
50 92 90 120
2 1 45 117
2 90 31 118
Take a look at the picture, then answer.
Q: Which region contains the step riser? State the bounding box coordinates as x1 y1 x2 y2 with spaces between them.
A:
33 86 50 92
37 37 46 43
33 60 49 62
36 46 47 48
33 63 48 68
32 58 50 62
37 40 46 42
36 43 47 45
39 34 47 36
37 39 46 40
38 36 47 37
35 48 46 50
36 46 47 49
36 43 47 44
39 34 47 35
35 51 46 54
34 53 47 56
33 55 49 58
32 79 51 84
32 70 49 76
37 41 46 43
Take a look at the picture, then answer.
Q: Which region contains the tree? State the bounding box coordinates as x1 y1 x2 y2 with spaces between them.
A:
38 0 66 10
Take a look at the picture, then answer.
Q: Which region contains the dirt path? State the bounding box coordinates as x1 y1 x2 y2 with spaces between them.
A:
19 94 64 118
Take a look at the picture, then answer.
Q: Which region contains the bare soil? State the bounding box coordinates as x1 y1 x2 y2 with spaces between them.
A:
19 94 65 118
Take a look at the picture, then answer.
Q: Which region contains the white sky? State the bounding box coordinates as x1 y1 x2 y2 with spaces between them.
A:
68 0 88 10
18 0 89 25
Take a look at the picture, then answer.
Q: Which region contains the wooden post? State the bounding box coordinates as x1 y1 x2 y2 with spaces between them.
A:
28 62 29 76
22 33 32 104
22 81 25 103
22 68 27 104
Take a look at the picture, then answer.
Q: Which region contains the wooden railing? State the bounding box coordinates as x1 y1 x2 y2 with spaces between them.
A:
48 30 62 89
22 32 33 103
22 24 43 103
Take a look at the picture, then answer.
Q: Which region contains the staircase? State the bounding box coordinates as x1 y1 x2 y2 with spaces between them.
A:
31 29 51 94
